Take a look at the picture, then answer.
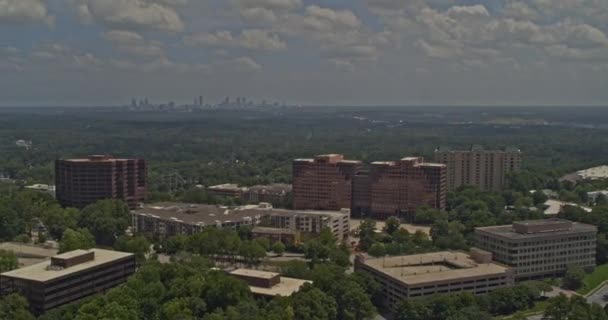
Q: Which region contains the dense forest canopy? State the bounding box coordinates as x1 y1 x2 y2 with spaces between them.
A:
1 106 607 191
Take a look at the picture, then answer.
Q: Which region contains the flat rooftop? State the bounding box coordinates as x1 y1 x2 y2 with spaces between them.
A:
476 219 597 240
134 203 348 226
578 165 608 180
435 146 521 153
60 155 137 163
230 268 278 280
1 249 133 283
360 251 510 286
208 184 243 191
229 269 311 297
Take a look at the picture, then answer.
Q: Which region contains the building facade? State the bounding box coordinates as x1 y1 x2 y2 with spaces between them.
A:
354 157 447 219
243 184 292 207
434 146 522 191
55 155 147 209
0 249 135 315
132 202 350 240
475 219 597 280
293 154 361 211
354 250 514 310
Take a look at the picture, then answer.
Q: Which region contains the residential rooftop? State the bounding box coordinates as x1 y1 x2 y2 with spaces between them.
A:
133 202 349 226
1 249 133 283
359 251 510 286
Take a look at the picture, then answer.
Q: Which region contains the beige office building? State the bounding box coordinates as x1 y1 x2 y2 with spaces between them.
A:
354 250 514 310
434 146 522 191
475 219 597 280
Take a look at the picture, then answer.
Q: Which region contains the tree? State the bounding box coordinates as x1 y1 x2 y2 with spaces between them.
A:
293 286 337 320
0 294 35 320
0 249 18 272
563 264 586 290
331 280 376 320
114 235 151 263
357 220 377 251
59 228 95 253
431 220 468 250
0 198 26 241
238 241 266 265
367 243 386 258
383 217 400 236
41 205 80 240
203 272 252 312
597 194 608 206
304 240 331 264
79 200 131 246
533 191 549 206
271 242 285 256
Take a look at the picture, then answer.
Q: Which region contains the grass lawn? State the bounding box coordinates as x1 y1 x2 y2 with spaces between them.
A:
578 264 608 295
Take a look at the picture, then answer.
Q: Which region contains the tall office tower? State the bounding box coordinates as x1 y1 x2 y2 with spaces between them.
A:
292 154 362 211
434 145 522 191
55 155 147 209
353 157 447 219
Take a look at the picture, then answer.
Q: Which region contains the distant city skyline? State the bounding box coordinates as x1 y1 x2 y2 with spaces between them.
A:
1 0 608 106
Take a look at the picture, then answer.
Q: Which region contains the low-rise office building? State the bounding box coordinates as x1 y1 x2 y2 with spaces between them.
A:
475 219 597 280
228 269 310 297
207 183 293 207
132 202 350 240
0 249 135 315
207 184 244 198
354 249 513 310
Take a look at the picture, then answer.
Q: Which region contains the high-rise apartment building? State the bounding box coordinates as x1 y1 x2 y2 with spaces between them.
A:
292 154 361 211
55 155 147 209
354 157 447 219
475 219 597 280
434 146 522 191
293 154 446 220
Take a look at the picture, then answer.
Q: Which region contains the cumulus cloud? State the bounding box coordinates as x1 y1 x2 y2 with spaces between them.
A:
103 30 165 57
233 0 301 11
185 29 287 51
0 0 53 25
72 0 184 32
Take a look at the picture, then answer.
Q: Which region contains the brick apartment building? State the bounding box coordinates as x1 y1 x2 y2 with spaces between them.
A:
475 219 597 280
354 157 447 219
55 155 147 209
293 154 446 220
293 154 361 211
434 146 522 191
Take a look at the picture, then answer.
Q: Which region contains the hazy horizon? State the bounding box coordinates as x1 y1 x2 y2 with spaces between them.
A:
1 0 608 106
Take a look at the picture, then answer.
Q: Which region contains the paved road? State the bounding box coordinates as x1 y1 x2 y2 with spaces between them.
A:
586 283 608 307
527 284 608 319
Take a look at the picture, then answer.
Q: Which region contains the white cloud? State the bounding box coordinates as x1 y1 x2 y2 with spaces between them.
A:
0 0 52 25
73 0 184 32
185 29 287 51
233 0 301 11
103 30 165 57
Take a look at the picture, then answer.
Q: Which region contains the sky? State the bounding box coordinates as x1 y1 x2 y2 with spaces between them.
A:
1 0 608 106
